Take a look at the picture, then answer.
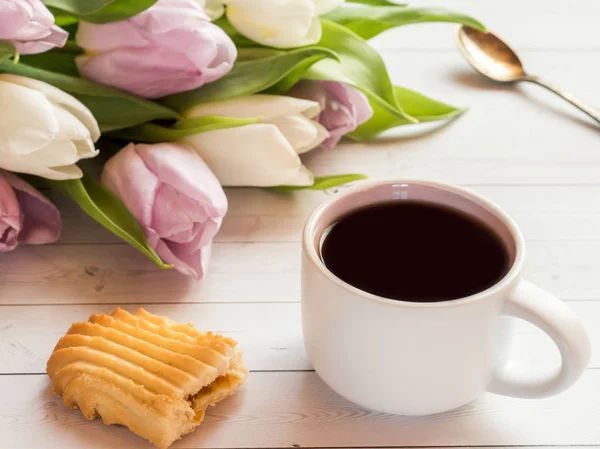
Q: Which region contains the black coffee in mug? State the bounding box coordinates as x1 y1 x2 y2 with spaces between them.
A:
320 201 510 302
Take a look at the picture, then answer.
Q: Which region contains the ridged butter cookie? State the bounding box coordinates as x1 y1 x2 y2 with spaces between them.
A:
46 307 248 449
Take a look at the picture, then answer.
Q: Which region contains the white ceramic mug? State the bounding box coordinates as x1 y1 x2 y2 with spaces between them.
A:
301 179 591 416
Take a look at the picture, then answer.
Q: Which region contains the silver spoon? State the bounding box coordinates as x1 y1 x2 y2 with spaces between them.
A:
456 26 600 124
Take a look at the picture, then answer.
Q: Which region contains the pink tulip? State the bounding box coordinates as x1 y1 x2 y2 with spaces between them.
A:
101 143 227 279
75 0 237 99
0 0 68 55
0 170 61 252
287 80 373 149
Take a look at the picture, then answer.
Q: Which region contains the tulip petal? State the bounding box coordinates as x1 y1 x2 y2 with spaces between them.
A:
314 0 345 15
0 0 67 55
135 143 227 215
226 0 322 48
322 80 373 125
76 43 231 99
1 153 84 180
75 0 236 99
48 165 84 180
319 106 355 148
0 75 99 180
286 80 327 111
265 115 328 154
288 80 374 149
152 237 210 279
154 20 236 85
29 140 93 170
100 141 227 280
0 80 58 154
0 171 21 252
184 94 321 120
3 171 61 245
0 1 46 40
128 143 226 251
100 143 160 228
172 239 212 279
183 123 314 186
76 21 150 52
136 0 211 29
151 183 202 242
0 74 101 142
74 138 99 160
52 104 94 142
14 24 68 55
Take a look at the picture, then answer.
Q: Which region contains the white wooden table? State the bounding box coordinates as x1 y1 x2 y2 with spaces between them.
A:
1 0 599 448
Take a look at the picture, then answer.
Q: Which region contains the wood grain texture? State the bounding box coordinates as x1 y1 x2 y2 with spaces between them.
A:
0 303 304 374
2 1 600 448
371 0 600 51
44 185 600 245
302 50 600 185
1 371 599 449
0 239 598 304
1 301 599 375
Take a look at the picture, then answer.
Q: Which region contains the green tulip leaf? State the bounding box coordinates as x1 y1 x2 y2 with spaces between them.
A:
161 47 339 112
0 61 179 131
43 0 158 23
19 51 80 76
275 20 415 125
395 86 464 121
108 116 259 143
51 12 80 27
349 86 464 140
236 48 285 61
271 174 368 191
264 53 336 95
45 174 171 269
324 6 486 40
0 42 17 64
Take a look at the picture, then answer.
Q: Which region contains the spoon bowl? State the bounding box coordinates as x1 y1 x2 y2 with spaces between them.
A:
457 26 526 82
456 25 600 124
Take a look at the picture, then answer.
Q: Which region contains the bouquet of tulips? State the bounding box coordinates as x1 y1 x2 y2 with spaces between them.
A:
0 0 483 278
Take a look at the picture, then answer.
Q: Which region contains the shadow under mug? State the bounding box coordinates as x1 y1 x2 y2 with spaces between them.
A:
301 179 591 416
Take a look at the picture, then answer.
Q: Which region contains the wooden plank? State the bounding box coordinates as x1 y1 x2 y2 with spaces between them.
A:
0 2 597 448
307 51 600 185
0 239 599 304
0 303 305 374
220 212 600 244
371 0 600 51
1 370 599 448
0 242 294 304
48 185 600 245
303 125 600 187
381 51 600 140
380 51 600 98
0 301 597 374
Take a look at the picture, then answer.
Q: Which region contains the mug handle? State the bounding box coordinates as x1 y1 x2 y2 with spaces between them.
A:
488 279 591 398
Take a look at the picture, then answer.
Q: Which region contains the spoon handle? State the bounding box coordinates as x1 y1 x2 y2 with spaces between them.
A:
523 75 600 125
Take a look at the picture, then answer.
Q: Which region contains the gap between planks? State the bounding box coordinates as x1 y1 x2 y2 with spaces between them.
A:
2 372 600 448
1 302 599 374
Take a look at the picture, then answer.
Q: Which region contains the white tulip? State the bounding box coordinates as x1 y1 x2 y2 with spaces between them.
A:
182 95 329 187
224 0 345 48
0 74 100 180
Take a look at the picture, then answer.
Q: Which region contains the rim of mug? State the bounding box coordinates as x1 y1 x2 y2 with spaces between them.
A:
302 179 526 308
